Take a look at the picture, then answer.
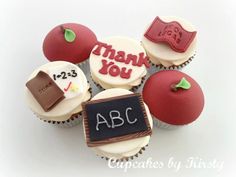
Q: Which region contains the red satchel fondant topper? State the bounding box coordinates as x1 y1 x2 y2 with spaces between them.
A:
144 17 197 53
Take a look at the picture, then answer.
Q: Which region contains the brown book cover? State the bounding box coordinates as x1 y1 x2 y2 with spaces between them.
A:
26 71 65 112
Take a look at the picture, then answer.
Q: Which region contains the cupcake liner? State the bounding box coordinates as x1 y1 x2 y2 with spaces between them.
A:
153 117 182 130
90 74 105 90
130 76 146 92
77 60 90 74
89 73 105 95
88 85 93 95
38 112 83 128
99 144 148 162
152 54 196 71
147 53 196 76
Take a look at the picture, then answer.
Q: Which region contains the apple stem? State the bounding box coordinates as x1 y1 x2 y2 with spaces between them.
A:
60 25 65 34
171 84 178 92
171 77 191 92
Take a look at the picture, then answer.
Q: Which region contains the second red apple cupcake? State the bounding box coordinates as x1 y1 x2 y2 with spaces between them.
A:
143 70 204 129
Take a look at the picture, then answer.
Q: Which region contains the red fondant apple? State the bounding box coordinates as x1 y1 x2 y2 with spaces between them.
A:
143 70 204 125
43 23 97 64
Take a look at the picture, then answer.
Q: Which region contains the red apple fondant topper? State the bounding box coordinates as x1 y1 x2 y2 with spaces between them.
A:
43 23 97 64
144 17 196 53
143 70 204 125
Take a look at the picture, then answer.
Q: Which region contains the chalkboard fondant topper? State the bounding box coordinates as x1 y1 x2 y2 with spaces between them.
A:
92 42 150 79
144 16 196 53
82 93 152 147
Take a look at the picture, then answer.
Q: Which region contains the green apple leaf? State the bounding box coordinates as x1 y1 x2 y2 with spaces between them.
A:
64 29 76 42
175 77 191 90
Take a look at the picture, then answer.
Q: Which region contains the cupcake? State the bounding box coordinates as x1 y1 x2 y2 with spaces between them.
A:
142 70 204 129
43 23 97 72
142 16 197 70
82 88 153 161
89 36 150 90
25 61 91 127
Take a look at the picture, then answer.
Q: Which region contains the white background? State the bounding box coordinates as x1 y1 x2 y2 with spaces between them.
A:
0 0 236 176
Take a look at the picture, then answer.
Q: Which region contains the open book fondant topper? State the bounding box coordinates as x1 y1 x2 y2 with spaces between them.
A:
82 93 152 147
48 64 83 99
144 16 196 53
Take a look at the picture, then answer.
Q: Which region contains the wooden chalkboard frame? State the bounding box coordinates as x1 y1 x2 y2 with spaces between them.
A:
82 93 152 147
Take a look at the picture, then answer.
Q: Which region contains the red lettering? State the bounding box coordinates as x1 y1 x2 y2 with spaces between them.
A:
114 51 125 62
103 45 115 59
92 42 107 56
99 60 114 75
125 54 137 66
120 68 132 79
137 53 150 68
109 65 120 77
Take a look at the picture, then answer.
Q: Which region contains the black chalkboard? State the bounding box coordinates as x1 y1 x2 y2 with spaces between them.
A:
82 93 152 147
